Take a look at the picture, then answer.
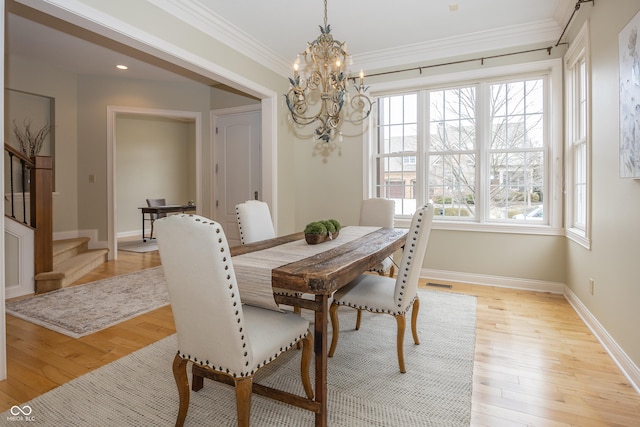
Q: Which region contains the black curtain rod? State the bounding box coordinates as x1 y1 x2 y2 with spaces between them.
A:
359 0 594 81
556 0 595 47
364 46 559 79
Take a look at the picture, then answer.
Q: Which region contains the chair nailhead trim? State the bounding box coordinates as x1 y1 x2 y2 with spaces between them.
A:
175 330 311 378
333 294 417 316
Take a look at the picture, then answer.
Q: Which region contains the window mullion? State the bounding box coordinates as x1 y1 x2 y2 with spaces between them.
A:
476 82 488 223
418 89 428 209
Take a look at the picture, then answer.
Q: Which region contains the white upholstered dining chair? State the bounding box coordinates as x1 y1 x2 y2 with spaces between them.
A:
155 214 313 427
355 198 396 329
236 200 305 316
235 200 276 244
328 203 434 373
360 198 396 277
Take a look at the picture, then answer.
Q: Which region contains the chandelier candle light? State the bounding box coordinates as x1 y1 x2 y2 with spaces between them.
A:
285 0 372 143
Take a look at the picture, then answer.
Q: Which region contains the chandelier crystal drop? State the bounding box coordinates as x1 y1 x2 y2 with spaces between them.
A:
284 0 372 143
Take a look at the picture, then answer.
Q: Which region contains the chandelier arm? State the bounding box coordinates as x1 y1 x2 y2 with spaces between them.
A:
341 92 373 124
285 90 337 128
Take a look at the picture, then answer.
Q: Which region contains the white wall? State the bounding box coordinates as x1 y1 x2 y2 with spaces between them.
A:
6 55 79 234
565 0 640 380
76 76 211 242
116 114 195 235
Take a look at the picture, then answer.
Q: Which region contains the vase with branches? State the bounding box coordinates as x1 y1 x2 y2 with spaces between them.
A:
12 119 53 158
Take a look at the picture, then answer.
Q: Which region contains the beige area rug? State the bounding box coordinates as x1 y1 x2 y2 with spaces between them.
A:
1 290 476 426
118 239 159 253
5 267 168 338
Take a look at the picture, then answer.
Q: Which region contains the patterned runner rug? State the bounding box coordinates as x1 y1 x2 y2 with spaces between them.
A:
6 267 168 338
2 290 476 426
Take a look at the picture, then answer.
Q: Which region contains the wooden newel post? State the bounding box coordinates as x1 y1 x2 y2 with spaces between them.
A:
31 156 53 274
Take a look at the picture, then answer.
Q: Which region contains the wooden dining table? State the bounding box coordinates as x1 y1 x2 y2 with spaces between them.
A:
227 226 409 427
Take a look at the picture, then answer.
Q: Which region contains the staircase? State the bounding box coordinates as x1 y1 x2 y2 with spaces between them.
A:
5 146 110 296
34 237 109 294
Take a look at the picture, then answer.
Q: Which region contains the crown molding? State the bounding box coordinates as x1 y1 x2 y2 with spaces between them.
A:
17 0 569 80
147 1 566 79
17 0 277 97
353 19 563 73
148 0 292 77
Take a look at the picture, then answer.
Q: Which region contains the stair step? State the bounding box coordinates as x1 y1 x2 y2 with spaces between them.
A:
52 237 90 264
35 248 109 294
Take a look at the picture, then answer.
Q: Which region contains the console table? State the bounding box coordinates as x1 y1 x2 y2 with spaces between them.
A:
138 204 196 241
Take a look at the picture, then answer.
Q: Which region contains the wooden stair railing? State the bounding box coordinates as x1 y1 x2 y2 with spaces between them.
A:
31 156 53 274
4 143 53 275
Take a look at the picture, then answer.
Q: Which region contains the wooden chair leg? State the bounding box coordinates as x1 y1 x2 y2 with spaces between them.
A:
300 333 314 399
355 309 362 330
411 296 421 345
395 314 407 373
328 303 340 357
388 264 395 278
234 377 253 427
172 354 190 427
150 219 155 240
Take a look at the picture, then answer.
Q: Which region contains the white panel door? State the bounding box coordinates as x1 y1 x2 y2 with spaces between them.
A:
214 109 261 246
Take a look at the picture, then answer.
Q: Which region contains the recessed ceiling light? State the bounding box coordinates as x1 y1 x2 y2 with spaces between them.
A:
449 3 459 12
116 64 128 70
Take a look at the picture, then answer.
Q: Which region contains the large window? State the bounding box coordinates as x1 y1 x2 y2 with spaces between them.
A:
565 23 591 247
368 61 562 233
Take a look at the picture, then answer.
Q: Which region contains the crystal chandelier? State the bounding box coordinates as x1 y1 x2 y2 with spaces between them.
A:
285 0 372 143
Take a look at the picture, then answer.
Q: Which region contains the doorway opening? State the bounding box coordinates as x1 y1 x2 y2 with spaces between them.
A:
107 106 202 259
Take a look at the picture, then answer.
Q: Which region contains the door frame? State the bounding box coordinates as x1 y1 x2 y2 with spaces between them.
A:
107 106 202 260
211 104 275 233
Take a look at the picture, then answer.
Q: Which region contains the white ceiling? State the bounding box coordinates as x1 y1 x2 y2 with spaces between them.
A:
185 0 574 71
6 0 575 85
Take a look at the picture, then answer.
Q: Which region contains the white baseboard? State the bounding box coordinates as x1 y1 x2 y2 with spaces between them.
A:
420 268 639 394
421 268 565 294
564 286 640 394
117 230 143 239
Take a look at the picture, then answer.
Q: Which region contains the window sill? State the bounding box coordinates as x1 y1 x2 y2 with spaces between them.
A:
395 217 564 236
566 227 591 249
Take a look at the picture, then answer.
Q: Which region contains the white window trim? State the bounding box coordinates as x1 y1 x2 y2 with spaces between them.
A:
364 59 564 235
565 22 591 249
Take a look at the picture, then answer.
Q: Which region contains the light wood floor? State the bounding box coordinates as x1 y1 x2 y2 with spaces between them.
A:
2 250 639 425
